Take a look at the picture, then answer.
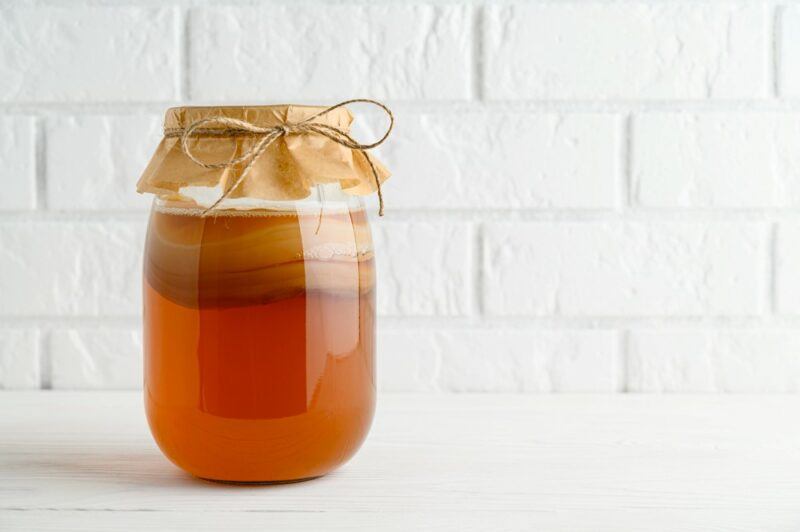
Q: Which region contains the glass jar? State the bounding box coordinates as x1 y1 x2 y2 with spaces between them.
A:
143 183 376 483
137 102 391 483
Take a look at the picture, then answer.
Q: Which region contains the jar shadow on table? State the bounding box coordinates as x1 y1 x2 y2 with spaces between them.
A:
23 447 340 489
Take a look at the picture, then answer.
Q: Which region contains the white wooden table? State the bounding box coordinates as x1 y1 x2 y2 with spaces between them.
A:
2 392 800 531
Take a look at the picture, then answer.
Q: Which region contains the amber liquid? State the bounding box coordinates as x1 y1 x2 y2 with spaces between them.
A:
144 204 375 482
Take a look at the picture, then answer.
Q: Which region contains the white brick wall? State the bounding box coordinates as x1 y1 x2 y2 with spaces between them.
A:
0 8 180 102
780 6 800 97
0 117 36 210
775 223 800 315
50 329 143 389
0 1 798 393
374 222 473 316
0 222 145 317
484 4 767 100
628 331 800 392
0 330 39 389
380 112 621 209
189 5 472 101
436 330 618 392
483 222 767 317
46 116 161 210
633 114 800 207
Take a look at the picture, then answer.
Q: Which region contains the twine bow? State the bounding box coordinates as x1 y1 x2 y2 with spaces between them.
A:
169 99 394 216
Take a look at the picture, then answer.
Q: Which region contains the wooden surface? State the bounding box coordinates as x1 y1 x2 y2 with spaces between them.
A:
2 392 800 531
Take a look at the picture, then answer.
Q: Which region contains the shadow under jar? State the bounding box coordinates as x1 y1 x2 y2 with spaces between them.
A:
143 185 376 482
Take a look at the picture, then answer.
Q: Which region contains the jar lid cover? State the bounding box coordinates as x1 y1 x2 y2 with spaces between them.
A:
136 102 391 211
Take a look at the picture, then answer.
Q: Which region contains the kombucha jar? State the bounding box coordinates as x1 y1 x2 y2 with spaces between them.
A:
136 102 392 482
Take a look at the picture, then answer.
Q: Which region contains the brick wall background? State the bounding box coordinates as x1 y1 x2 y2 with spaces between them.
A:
1 1 799 392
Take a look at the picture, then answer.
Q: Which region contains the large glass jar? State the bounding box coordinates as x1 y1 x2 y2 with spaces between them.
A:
143 184 376 482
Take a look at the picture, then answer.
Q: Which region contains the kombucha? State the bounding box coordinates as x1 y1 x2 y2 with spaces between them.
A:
143 201 376 482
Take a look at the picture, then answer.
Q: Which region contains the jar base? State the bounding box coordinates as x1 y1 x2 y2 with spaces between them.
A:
198 475 324 486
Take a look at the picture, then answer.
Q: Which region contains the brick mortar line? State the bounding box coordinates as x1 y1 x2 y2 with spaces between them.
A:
15 0 497 6
767 222 776 315
178 7 191 101
4 100 800 115
10 1 787 8
617 330 628 393
772 3 782 97
5 316 800 329
771 222 781 314
472 222 484 316
471 4 484 102
33 118 47 211
357 316 800 328
39 330 51 390
1 320 142 329
4 210 800 223
620 114 632 210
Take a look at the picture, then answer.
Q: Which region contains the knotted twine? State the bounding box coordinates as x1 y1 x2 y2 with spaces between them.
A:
163 99 394 216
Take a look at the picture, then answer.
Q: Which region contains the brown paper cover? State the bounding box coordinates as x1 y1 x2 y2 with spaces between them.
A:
136 104 390 203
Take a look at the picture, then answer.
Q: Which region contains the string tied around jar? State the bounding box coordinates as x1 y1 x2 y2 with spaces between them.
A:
169 99 394 217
